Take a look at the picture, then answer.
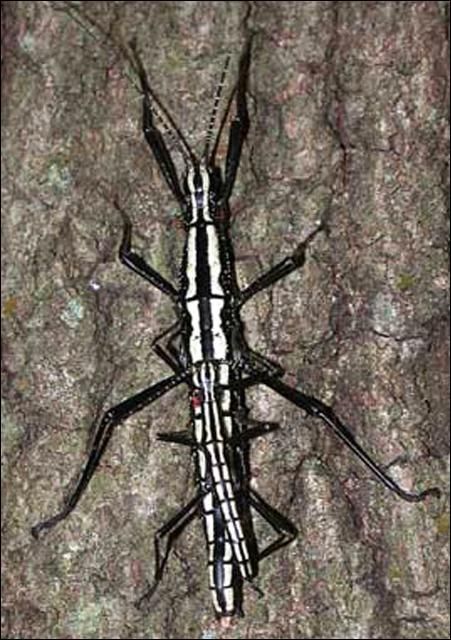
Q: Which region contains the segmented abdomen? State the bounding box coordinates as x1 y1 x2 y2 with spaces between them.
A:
192 362 254 615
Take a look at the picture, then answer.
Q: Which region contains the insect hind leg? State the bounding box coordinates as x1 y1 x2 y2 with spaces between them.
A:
31 373 186 539
249 488 298 561
257 373 441 503
135 493 201 609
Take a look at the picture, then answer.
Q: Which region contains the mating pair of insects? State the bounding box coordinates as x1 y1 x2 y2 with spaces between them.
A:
32 39 439 617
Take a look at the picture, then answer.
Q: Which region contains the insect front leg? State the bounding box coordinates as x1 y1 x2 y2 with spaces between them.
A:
113 199 179 299
135 493 201 609
239 222 324 306
151 319 187 374
129 41 187 206
141 94 186 205
220 38 252 204
252 372 440 503
31 372 187 538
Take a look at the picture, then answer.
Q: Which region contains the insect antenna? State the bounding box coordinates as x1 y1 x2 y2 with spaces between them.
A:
203 52 232 163
209 85 236 168
149 100 193 169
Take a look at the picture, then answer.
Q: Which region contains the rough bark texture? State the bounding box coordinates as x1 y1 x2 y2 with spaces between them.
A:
1 2 449 639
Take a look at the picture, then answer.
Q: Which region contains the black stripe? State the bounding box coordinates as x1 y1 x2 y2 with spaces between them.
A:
185 294 225 302
199 296 214 359
194 221 217 359
195 221 211 298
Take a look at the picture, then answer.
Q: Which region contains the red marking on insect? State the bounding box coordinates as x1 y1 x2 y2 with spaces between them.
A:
191 389 204 408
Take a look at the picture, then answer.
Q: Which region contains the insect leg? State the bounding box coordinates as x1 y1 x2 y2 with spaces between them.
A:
31 372 187 538
245 347 285 377
129 42 187 206
255 373 441 503
135 493 201 609
249 488 298 561
151 320 185 374
230 324 284 377
156 417 277 449
239 223 324 306
157 420 195 447
113 200 179 299
220 38 251 204
141 96 186 206
230 419 280 445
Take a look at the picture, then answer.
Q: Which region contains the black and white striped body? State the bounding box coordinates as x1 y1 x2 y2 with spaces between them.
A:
181 165 254 616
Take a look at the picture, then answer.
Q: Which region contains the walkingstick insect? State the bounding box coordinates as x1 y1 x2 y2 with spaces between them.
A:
32 37 440 618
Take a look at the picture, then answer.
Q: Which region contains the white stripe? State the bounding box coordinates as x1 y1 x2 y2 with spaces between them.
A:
205 512 215 543
223 416 233 438
221 390 231 412
192 369 200 387
187 168 198 222
203 398 215 445
206 224 224 296
200 362 212 393
186 228 197 298
216 481 225 502
224 543 233 562
203 491 213 512
224 587 234 611
210 299 227 359
220 462 231 482
218 363 229 385
212 464 224 486
200 165 212 221
197 449 207 479
187 300 203 362
207 442 220 461
211 589 221 613
194 418 203 442
229 500 239 521
228 535 244 563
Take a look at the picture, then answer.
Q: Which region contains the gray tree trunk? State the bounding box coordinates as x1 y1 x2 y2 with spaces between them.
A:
2 2 449 639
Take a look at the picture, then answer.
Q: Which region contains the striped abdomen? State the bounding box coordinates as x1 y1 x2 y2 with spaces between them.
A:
192 362 255 616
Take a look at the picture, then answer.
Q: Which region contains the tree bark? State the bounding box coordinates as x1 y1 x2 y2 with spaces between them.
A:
2 2 449 638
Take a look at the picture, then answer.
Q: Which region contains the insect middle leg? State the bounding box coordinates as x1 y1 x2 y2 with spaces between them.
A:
239 222 324 306
151 319 186 374
31 372 187 538
113 199 179 299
